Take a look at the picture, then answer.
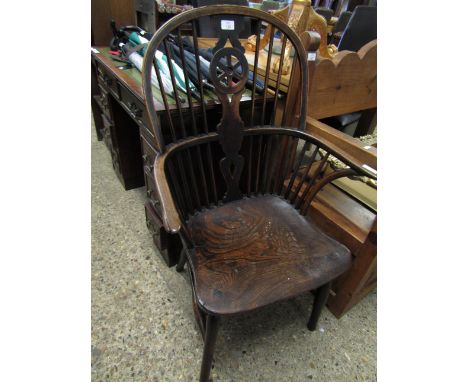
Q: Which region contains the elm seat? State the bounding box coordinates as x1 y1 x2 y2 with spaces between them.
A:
187 195 352 316
141 5 377 380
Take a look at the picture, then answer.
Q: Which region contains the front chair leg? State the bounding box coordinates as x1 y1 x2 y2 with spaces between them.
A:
199 314 220 382
307 282 332 331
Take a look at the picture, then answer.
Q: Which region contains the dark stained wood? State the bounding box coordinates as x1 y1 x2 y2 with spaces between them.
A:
139 6 378 380
91 45 272 265
307 281 331 331
153 126 377 235
199 315 219 382
210 37 249 202
91 0 136 46
91 62 104 141
91 0 113 46
141 5 312 142
187 195 351 316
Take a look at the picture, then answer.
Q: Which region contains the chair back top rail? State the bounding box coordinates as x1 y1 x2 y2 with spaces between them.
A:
142 5 313 153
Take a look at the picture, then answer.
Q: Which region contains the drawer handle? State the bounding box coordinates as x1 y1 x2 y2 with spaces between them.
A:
151 198 160 207
145 164 154 173
146 189 153 198
142 154 154 170
129 102 143 118
103 74 113 86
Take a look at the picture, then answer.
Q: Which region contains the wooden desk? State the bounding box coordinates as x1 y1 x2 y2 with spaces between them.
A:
91 46 273 266
305 117 377 317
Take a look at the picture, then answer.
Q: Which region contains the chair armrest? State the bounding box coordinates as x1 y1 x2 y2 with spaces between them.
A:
151 133 219 233
153 151 182 234
244 126 377 179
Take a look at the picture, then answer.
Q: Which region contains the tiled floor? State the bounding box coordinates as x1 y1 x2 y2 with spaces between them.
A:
91 123 376 381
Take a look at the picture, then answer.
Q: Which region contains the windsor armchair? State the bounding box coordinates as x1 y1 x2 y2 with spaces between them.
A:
141 5 377 381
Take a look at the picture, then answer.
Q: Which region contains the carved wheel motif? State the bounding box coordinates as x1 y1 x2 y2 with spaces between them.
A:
209 47 249 95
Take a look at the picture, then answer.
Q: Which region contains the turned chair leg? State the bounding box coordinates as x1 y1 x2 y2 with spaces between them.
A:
199 314 220 382
307 282 332 331
176 247 187 272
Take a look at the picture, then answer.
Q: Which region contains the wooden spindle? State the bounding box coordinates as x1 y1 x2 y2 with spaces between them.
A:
283 140 308 199
192 21 218 203
288 145 319 205
272 36 287 126
295 152 330 210
250 20 262 128
261 26 276 126
300 168 357 215
152 59 177 142
163 39 187 139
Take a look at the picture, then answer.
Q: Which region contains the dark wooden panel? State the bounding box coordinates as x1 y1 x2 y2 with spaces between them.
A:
91 0 112 46
145 202 181 267
91 0 136 46
107 96 145 190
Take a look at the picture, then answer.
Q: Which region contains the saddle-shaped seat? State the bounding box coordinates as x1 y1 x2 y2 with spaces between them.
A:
187 195 351 315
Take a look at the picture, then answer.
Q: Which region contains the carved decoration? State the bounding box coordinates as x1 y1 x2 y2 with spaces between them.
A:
209 29 249 202
244 0 336 75
244 6 289 52
307 6 336 59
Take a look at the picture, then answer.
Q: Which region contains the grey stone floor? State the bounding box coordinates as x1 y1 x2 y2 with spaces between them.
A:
91 124 376 382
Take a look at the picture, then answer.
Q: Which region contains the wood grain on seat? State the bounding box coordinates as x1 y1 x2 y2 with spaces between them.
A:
187 195 351 316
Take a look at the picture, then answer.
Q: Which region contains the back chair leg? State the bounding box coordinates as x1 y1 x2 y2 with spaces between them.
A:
199 314 220 382
307 281 332 331
176 247 187 272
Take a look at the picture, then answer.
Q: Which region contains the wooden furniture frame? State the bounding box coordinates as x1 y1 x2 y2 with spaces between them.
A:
286 37 377 136
91 43 273 265
91 0 136 45
305 117 377 317
141 6 377 381
245 0 336 68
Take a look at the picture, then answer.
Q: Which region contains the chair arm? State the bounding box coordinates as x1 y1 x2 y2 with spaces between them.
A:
244 126 377 179
153 151 182 234
152 133 219 233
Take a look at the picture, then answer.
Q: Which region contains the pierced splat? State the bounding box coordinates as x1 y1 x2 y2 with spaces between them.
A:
209 30 249 202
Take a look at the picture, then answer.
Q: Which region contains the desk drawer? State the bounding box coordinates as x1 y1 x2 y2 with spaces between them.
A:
141 134 157 171
145 201 168 256
144 201 181 267
119 83 146 125
101 113 113 151
93 93 111 120
144 167 162 217
97 65 120 99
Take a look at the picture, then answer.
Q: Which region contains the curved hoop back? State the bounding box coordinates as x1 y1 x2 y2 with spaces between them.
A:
141 5 310 154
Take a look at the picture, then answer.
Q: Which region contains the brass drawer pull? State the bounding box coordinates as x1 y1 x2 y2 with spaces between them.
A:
129 102 143 118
